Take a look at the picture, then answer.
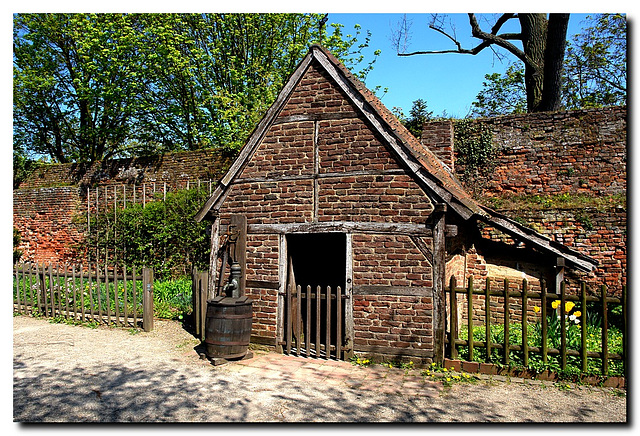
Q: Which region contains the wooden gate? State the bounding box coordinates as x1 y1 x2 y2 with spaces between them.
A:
283 284 347 360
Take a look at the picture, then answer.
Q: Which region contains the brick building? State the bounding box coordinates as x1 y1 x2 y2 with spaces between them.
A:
195 45 598 364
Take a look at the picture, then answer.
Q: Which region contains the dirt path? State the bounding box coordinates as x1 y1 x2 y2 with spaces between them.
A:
13 315 627 423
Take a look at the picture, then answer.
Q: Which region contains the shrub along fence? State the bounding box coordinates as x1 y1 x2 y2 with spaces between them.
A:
447 276 626 378
13 262 154 332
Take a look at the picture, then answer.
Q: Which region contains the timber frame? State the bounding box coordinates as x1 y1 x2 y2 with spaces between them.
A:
196 44 598 364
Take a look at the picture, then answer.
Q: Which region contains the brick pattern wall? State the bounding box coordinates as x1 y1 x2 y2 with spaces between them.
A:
13 187 85 263
455 107 626 198
353 294 433 363
421 119 455 171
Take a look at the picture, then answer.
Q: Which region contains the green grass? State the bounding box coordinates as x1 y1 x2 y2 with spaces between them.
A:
13 274 193 321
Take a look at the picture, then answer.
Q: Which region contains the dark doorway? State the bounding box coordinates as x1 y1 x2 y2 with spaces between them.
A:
284 233 347 359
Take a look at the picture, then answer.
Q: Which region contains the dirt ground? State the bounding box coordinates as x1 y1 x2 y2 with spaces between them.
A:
12 315 627 423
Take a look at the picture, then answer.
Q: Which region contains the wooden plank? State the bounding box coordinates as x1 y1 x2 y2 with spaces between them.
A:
132 266 137 328
114 266 120 327
64 265 70 319
208 219 220 300
306 285 311 358
560 281 567 371
541 279 548 364
326 286 332 359
485 277 492 363
601 284 609 375
467 276 474 362
71 265 77 320
272 111 360 125
247 221 433 236
28 264 34 313
48 263 54 317
503 278 510 366
96 263 102 322
522 279 529 367
316 285 321 358
105 264 111 325
337 286 342 360
344 233 354 360
14 265 21 314
432 204 447 365
409 236 433 265
193 267 200 337
123 265 128 327
296 285 302 355
286 284 292 355
200 272 208 342
580 282 588 373
276 234 286 354
142 267 154 332
449 277 458 360
38 263 44 315
79 265 85 321
246 280 280 290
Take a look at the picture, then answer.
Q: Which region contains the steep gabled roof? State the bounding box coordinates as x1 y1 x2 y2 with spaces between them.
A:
195 45 597 272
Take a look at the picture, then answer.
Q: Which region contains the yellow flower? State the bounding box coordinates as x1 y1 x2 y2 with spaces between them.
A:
442 367 448 372
573 311 582 318
533 306 541 313
565 301 575 312
551 300 561 309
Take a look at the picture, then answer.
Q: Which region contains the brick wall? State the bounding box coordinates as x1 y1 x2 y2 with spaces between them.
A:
423 106 626 293
13 187 85 263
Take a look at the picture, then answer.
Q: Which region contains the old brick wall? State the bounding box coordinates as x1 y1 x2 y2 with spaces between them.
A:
423 106 627 293
13 187 86 263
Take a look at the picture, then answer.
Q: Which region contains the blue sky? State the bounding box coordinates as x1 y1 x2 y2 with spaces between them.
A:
327 13 591 118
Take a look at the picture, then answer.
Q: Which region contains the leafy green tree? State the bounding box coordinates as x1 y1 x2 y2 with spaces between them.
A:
398 98 433 138
470 64 527 118
563 13 626 109
13 13 381 164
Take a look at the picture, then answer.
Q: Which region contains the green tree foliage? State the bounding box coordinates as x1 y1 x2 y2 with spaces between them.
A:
394 98 433 139
470 14 626 117
563 13 627 109
83 187 211 279
13 13 380 163
470 64 527 118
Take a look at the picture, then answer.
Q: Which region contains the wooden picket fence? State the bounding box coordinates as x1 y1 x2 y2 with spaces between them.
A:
13 263 154 332
446 276 627 376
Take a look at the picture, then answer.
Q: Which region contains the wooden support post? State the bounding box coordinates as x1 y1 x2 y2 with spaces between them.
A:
142 267 154 332
555 257 565 294
199 271 208 342
208 218 220 301
344 233 354 360
432 203 447 365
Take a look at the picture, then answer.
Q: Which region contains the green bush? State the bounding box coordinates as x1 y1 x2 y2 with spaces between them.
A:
82 187 211 280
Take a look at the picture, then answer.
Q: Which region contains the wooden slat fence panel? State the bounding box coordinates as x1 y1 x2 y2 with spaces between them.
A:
446 276 626 377
13 263 153 331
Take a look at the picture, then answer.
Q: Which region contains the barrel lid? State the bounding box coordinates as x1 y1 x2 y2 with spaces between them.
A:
210 295 253 305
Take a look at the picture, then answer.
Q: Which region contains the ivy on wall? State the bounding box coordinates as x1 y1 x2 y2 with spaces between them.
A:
453 119 495 182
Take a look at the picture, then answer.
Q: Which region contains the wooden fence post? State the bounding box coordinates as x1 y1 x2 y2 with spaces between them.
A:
199 271 208 342
432 204 447 365
143 267 154 332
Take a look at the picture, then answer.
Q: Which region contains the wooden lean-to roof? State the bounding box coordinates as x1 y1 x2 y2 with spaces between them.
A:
195 45 597 273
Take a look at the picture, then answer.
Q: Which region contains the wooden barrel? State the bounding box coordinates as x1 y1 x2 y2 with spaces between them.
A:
204 296 253 360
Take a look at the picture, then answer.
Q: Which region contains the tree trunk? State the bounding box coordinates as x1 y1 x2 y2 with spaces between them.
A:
539 13 570 111
519 14 547 112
